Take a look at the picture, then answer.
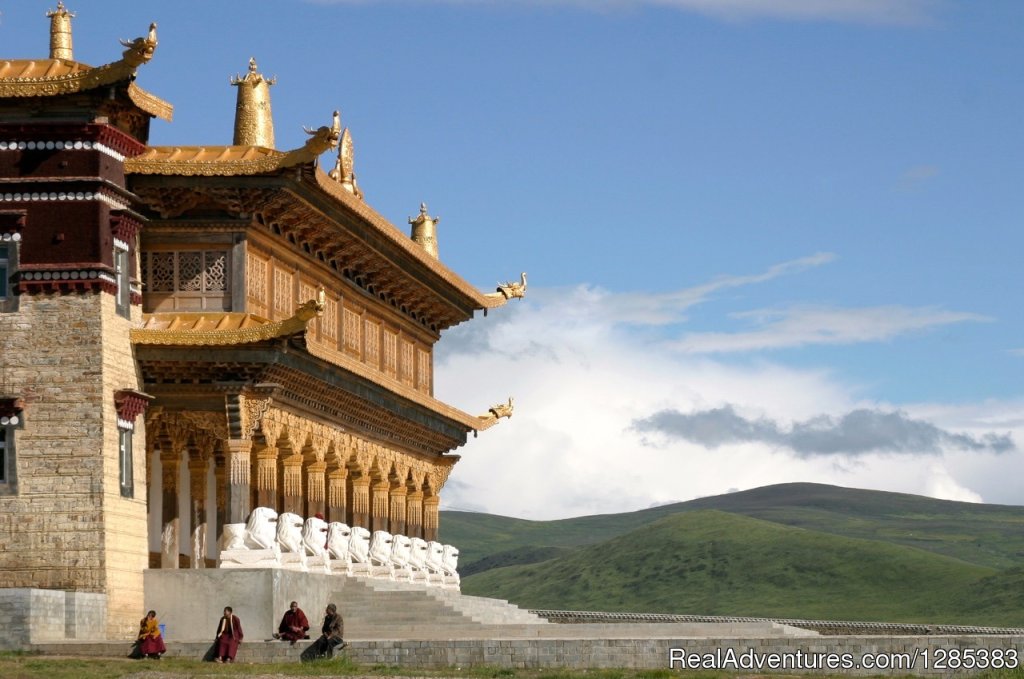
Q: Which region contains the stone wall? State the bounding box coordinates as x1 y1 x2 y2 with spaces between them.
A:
99 292 148 639
0 291 147 639
28 635 1024 676
144 568 349 641
0 588 106 650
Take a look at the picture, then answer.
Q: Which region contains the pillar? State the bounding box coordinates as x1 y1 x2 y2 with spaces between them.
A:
306 461 326 518
350 474 370 529
406 490 423 539
423 495 440 542
389 486 408 536
160 450 180 569
224 438 252 523
371 479 390 533
327 468 347 524
214 455 227 547
254 445 278 509
188 457 208 569
282 454 304 516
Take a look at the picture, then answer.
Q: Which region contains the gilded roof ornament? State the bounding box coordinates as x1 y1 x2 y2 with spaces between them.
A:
300 109 342 157
480 397 514 422
409 203 440 259
47 2 75 61
486 272 527 301
329 128 363 199
119 22 158 68
231 57 277 148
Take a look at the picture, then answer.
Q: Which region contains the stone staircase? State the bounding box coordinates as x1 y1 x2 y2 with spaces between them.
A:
338 577 548 638
335 577 810 639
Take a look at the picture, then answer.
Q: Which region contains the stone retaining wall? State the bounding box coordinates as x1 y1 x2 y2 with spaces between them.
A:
532 610 1024 637
32 635 1024 675
0 588 106 650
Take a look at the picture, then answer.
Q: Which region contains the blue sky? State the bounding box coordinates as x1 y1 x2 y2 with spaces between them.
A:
4 0 1021 516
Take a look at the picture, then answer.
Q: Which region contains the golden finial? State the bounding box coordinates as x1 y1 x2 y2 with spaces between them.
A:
47 1 75 61
329 128 364 199
231 57 277 148
408 203 440 259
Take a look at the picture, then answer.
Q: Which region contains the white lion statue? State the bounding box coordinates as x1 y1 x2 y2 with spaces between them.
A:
221 523 247 551
425 541 446 585
302 516 329 557
368 530 396 579
348 526 372 575
302 516 331 573
441 544 461 589
390 534 414 582
327 522 352 574
276 512 308 571
243 506 278 549
408 537 430 583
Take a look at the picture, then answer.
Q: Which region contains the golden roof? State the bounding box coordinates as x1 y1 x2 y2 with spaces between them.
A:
131 298 323 346
0 21 172 121
131 305 502 433
126 110 340 175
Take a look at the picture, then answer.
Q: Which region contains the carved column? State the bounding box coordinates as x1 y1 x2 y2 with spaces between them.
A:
254 445 279 510
214 455 227 546
389 485 408 536
188 456 208 569
350 474 370 529
371 479 390 533
423 495 440 542
159 447 181 569
282 454 304 515
306 461 326 518
224 439 252 523
327 468 347 524
406 490 424 540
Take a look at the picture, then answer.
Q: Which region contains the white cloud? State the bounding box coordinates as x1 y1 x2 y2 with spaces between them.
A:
435 284 1022 519
305 0 941 26
672 305 989 354
924 464 983 503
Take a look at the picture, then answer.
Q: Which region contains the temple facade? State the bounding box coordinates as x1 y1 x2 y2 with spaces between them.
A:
0 5 522 640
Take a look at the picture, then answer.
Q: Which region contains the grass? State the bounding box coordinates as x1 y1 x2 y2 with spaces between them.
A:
2 653 1022 679
461 510 1024 627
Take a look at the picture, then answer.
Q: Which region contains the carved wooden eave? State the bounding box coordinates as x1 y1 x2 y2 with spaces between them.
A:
131 304 321 347
0 51 172 122
132 331 498 456
127 164 513 332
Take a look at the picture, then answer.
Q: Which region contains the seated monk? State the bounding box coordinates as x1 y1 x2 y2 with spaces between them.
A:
136 610 166 659
274 601 309 645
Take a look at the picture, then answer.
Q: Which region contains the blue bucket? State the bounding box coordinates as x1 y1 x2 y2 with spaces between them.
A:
159 623 166 638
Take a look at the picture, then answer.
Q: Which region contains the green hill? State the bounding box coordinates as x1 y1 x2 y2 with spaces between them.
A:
461 510 1023 627
441 483 1024 572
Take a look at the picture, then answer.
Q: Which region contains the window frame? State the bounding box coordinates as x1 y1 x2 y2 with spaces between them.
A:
0 413 23 495
114 240 131 319
118 424 134 498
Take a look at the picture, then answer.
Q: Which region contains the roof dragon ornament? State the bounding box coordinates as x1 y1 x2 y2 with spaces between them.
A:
119 22 158 68
487 272 527 301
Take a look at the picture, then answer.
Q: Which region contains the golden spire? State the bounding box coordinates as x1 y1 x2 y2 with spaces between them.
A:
408 203 440 259
231 57 277 148
329 128 364 199
47 1 75 61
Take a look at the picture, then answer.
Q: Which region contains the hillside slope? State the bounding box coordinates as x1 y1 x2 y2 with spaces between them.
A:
461 510 1022 626
441 482 1024 571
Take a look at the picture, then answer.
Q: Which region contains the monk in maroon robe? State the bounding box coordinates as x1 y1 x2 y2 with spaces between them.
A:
214 606 243 663
136 610 166 658
275 601 309 645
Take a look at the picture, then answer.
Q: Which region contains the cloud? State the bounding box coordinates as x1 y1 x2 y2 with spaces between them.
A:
671 305 989 354
305 0 941 26
630 405 1016 457
899 164 940 188
434 278 1022 519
